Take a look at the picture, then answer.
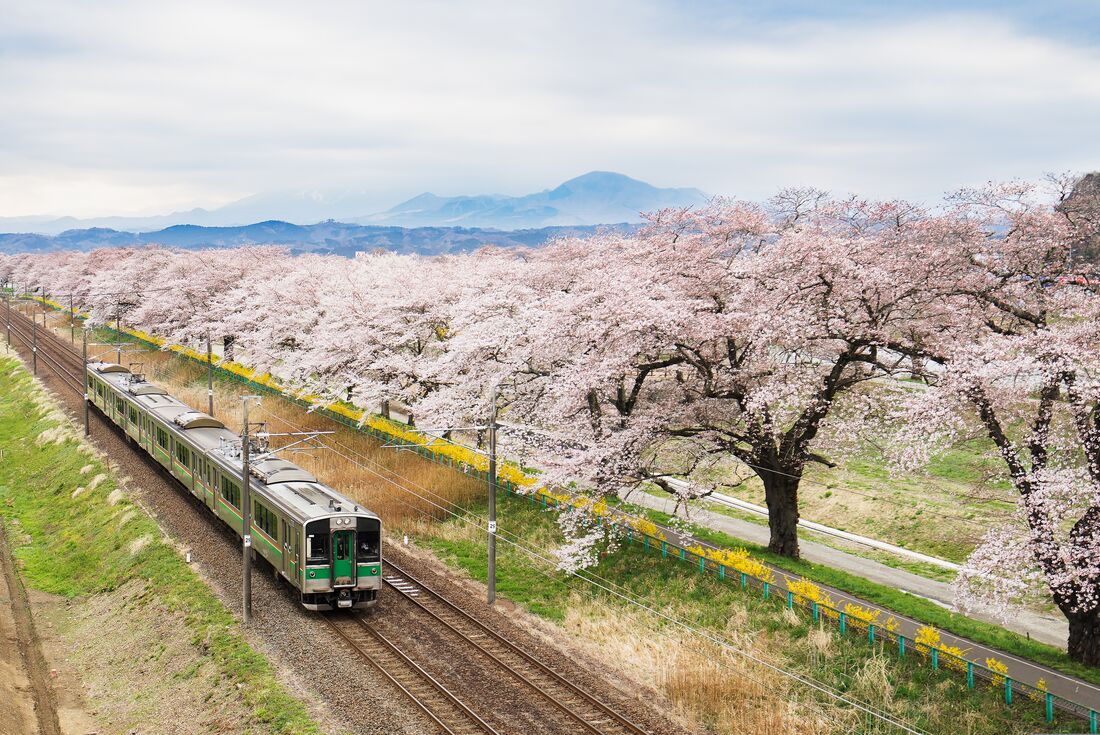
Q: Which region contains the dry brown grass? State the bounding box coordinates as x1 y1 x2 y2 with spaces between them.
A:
559 595 837 735
99 344 487 528
62 332 961 735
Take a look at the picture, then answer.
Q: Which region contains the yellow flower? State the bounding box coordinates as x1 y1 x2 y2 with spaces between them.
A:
986 657 1009 687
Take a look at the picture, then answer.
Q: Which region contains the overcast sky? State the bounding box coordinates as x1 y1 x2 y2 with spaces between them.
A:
2 0 1099 217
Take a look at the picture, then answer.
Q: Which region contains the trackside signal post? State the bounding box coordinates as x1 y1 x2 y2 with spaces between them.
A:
487 385 499 606
206 330 214 417
82 329 90 436
240 395 261 623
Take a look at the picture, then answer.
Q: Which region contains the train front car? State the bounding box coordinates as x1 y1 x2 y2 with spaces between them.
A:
86 360 382 613
279 480 383 610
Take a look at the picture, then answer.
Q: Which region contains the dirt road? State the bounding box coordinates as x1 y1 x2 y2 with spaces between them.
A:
0 521 60 735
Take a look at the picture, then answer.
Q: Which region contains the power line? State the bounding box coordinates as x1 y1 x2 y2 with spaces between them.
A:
249 406 929 734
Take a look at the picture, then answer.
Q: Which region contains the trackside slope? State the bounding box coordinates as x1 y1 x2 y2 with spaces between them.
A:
0 353 324 735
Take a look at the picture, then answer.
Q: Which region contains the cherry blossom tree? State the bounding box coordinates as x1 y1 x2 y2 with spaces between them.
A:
421 199 953 558
884 180 1100 664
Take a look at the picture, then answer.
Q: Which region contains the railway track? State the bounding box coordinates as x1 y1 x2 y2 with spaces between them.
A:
324 614 502 735
5 308 86 394
8 304 654 735
382 560 650 735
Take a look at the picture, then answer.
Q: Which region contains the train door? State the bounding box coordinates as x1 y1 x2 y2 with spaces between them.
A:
280 520 290 578
333 530 355 586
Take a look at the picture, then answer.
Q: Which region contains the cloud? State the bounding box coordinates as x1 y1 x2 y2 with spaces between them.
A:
0 0 1098 217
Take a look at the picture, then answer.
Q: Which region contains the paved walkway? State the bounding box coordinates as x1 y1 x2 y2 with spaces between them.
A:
622 489 1069 647
620 489 1100 718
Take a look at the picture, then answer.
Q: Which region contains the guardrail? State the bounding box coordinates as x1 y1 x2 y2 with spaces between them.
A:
501 484 1097 731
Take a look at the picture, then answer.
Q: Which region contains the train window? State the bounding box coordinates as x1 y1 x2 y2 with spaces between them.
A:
357 528 380 563
175 442 190 467
219 476 240 508
254 501 277 536
306 534 328 564
116 396 125 413
128 406 138 424
155 427 169 449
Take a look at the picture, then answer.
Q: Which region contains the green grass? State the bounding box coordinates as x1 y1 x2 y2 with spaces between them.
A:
0 354 321 735
412 494 1085 734
630 483 961 583
675 428 1017 567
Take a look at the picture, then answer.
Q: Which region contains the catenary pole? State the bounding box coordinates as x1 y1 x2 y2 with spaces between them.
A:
241 395 260 622
115 305 121 364
5 293 10 352
82 329 90 436
69 294 75 344
207 330 214 417
31 314 37 374
487 385 498 605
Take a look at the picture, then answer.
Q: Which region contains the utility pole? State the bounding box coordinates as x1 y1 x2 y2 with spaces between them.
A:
82 329 90 436
31 314 37 374
487 385 499 606
69 294 75 344
4 293 9 352
240 395 261 622
207 330 214 417
115 305 121 364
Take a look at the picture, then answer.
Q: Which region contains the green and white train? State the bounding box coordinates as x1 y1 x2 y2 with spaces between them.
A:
86 361 382 610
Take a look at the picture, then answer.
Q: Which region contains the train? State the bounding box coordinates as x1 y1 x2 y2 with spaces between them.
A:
85 360 382 610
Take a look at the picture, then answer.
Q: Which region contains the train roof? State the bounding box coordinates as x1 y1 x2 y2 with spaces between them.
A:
86 361 378 525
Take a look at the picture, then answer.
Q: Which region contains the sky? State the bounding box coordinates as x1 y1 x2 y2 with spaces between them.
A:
2 0 1099 218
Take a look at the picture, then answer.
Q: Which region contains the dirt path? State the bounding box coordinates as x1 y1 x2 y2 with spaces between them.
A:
0 521 60 735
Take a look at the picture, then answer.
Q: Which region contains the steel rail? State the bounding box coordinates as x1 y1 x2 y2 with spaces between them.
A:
383 560 650 735
6 316 85 395
323 614 501 735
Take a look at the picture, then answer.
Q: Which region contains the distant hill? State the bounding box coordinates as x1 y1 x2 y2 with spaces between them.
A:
0 171 708 236
0 221 636 256
360 171 708 229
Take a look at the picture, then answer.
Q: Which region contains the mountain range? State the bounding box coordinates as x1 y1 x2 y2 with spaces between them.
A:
358 171 707 229
0 172 709 237
0 222 637 257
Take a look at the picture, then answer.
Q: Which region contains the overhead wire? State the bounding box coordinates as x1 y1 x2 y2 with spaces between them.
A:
19 296 938 733
14 292 968 730
9 287 1015 535
251 405 930 735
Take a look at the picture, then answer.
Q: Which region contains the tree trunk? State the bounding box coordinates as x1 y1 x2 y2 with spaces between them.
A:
1066 609 1100 665
761 470 801 558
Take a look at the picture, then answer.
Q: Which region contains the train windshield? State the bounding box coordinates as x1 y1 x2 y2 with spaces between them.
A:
306 534 329 564
357 521 380 563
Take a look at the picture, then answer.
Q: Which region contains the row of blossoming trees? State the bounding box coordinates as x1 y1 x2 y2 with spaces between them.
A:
3 180 1100 662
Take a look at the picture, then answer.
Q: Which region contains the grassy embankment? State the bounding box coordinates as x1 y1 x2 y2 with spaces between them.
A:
417 493 1081 735
0 352 323 735
103 339 1094 735
669 434 1016 570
